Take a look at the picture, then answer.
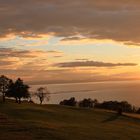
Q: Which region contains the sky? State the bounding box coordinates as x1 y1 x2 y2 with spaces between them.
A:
0 0 140 84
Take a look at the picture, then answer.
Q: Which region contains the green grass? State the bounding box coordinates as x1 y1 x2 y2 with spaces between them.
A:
0 101 140 140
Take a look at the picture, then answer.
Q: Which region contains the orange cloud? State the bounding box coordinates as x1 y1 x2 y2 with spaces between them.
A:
0 48 64 70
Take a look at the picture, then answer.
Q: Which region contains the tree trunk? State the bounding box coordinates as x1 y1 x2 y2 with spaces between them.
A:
40 100 42 104
2 93 5 102
18 98 21 104
117 108 123 115
39 97 43 104
15 97 18 103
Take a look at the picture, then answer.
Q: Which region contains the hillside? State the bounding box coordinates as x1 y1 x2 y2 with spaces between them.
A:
0 101 140 140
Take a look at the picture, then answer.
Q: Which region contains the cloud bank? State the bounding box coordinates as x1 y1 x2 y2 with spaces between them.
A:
55 61 137 68
0 48 63 70
0 0 140 44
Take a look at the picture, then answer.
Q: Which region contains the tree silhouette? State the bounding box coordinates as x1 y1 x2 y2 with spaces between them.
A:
35 87 50 104
60 97 77 106
0 75 12 102
79 98 94 108
6 80 17 102
6 78 30 103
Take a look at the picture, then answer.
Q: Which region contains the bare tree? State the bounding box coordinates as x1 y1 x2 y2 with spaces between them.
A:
35 87 50 104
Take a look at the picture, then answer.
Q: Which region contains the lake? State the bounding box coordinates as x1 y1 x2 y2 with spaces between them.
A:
30 80 140 107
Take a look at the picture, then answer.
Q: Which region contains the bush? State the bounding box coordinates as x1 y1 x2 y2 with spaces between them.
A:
96 101 133 113
79 98 94 108
60 97 77 106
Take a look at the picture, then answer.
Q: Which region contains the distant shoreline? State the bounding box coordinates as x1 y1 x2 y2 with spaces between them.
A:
29 79 140 86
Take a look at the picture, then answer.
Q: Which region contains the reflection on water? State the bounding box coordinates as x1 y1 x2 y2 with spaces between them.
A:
30 80 140 106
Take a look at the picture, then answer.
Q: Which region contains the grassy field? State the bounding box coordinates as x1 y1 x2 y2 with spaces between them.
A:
0 101 140 140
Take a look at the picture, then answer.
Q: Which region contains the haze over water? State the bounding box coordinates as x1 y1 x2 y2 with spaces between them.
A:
31 80 140 107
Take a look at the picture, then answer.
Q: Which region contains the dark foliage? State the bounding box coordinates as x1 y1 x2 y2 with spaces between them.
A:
60 97 77 106
95 101 133 113
6 78 30 103
59 97 140 114
0 75 12 102
136 108 140 114
79 98 98 108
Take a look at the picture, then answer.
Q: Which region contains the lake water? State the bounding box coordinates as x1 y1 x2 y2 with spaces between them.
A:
30 80 140 107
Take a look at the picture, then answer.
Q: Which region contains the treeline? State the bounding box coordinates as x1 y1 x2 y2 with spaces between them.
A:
1 75 140 115
60 97 140 114
0 75 50 104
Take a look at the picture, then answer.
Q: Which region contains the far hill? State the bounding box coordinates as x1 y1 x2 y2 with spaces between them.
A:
0 101 140 140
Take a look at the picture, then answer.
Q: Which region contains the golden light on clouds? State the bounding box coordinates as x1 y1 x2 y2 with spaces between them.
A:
0 0 140 83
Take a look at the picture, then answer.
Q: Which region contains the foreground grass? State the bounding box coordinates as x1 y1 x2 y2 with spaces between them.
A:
0 101 140 140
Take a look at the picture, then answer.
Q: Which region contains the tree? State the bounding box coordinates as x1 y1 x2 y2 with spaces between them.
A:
117 107 123 115
6 80 17 102
6 78 30 103
60 97 77 106
79 98 95 108
95 100 133 113
0 75 11 102
136 108 140 114
35 87 50 104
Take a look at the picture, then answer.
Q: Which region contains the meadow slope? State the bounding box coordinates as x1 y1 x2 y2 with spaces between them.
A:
0 101 140 140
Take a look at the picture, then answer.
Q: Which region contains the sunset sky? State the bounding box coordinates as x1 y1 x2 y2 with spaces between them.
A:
1 0 140 84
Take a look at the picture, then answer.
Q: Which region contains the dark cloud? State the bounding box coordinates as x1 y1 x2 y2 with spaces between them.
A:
0 60 15 66
61 37 85 41
0 48 37 58
0 48 63 58
0 0 140 44
55 61 137 68
46 50 63 54
75 58 89 61
0 47 63 69
53 55 63 58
